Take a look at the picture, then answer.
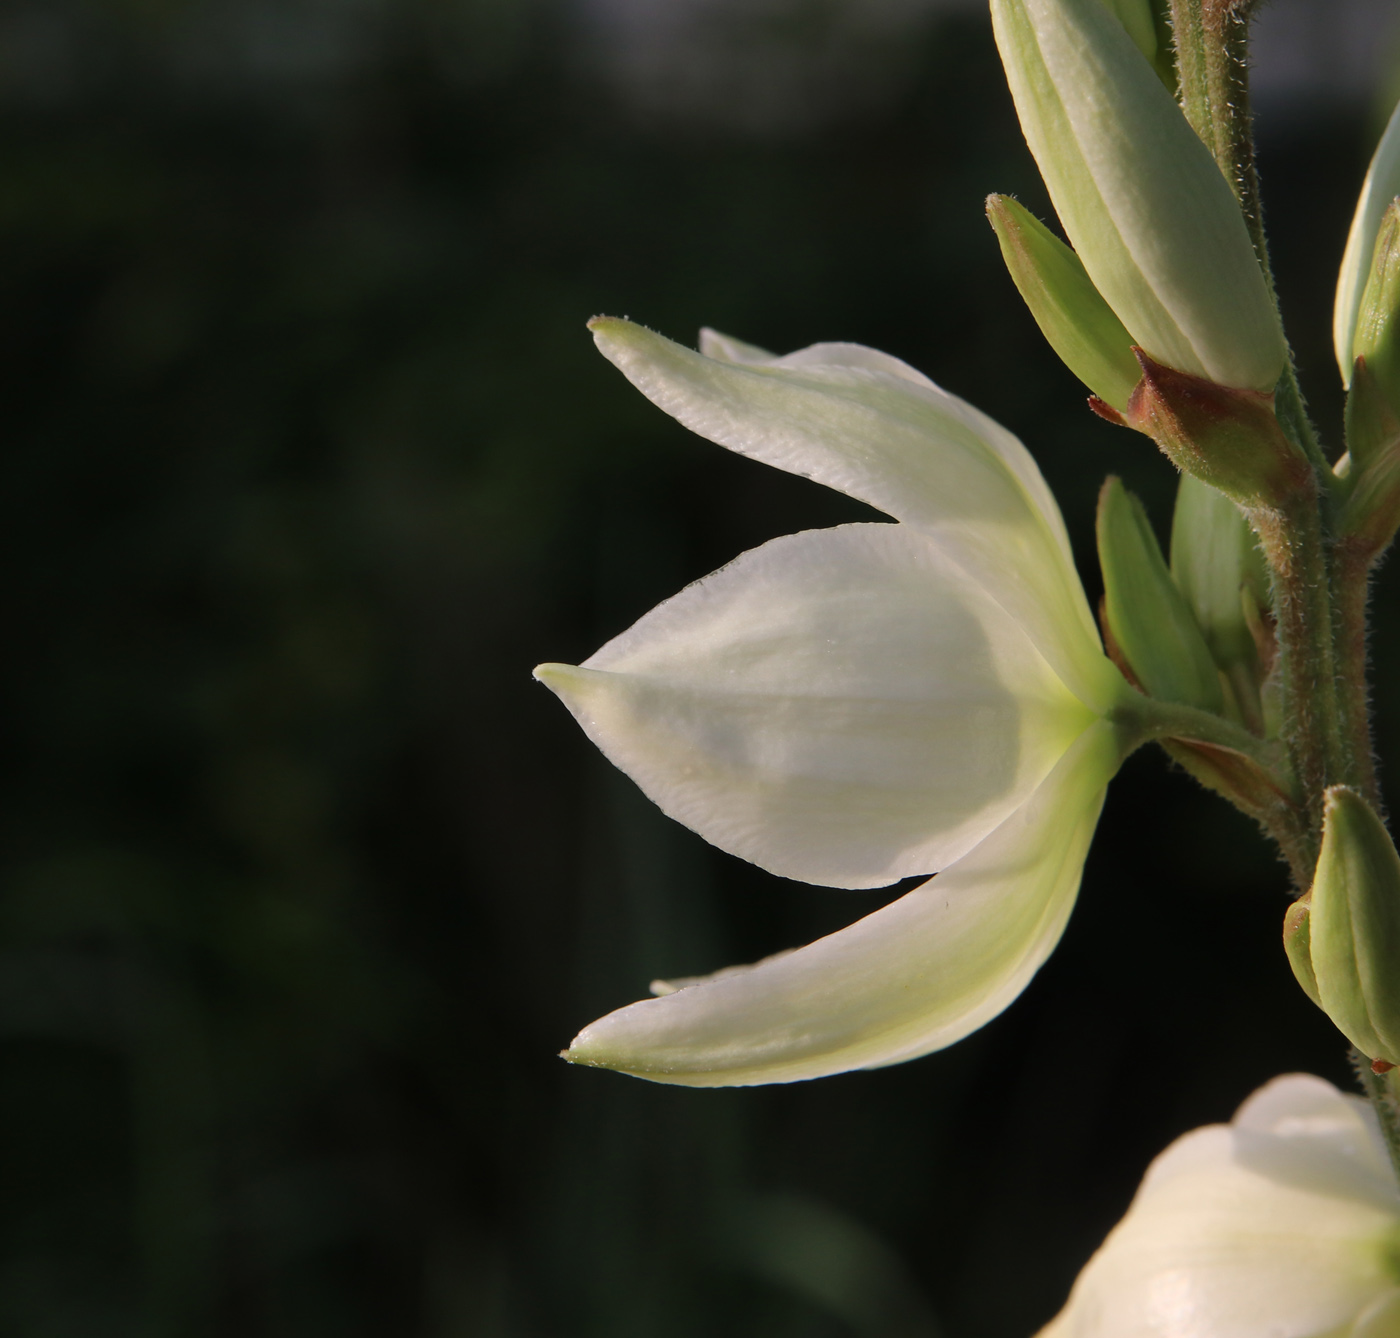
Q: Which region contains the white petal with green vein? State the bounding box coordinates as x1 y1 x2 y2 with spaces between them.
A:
538 522 1096 890
562 718 1120 1086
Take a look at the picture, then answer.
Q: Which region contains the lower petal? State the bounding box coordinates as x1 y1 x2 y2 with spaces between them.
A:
562 718 1121 1086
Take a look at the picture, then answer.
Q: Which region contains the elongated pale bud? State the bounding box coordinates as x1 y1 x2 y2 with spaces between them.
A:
1306 787 1400 1067
987 195 1142 411
990 0 1286 392
1335 97 1400 387
1096 477 1221 711
1119 352 1312 510
1170 474 1270 730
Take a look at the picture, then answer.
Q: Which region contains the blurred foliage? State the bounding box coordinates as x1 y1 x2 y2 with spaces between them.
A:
0 0 1394 1334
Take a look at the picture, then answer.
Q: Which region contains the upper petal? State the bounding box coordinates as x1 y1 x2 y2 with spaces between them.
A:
591 318 1118 711
561 717 1120 1086
538 522 1097 889
1336 96 1400 386
1038 1075 1400 1338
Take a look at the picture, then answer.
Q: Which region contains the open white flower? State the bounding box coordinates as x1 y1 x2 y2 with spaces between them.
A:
536 319 1140 1086
1039 1074 1400 1338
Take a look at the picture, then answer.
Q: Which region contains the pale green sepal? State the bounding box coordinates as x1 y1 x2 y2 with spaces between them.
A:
589 317 1123 714
1097 477 1221 711
1097 0 1155 65
1336 96 1400 387
986 194 1141 411
990 0 1286 391
1170 473 1268 728
1311 787 1400 1066
1353 201 1400 418
562 719 1122 1087
1282 898 1322 1010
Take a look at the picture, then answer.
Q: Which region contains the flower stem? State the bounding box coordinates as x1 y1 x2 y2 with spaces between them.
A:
1355 1053 1400 1188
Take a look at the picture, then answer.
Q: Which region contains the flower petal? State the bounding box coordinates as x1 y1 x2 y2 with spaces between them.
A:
1037 1075 1400 1338
1336 97 1400 387
560 717 1120 1086
590 317 1119 712
538 522 1096 889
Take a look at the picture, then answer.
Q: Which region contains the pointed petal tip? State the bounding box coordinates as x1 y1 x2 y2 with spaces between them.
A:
532 661 577 688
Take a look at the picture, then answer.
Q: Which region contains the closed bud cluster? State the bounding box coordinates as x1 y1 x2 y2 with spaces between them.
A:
1335 106 1400 563
990 0 1286 394
1286 788 1400 1069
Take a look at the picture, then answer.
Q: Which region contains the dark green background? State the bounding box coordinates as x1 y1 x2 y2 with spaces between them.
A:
0 1 1392 1333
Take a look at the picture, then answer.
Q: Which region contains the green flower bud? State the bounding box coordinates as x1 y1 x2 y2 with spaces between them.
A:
1120 352 1312 511
991 0 1286 392
1351 200 1400 420
986 195 1142 412
1344 355 1400 476
1096 476 1221 711
1336 98 1400 387
1306 787 1400 1067
1170 473 1270 731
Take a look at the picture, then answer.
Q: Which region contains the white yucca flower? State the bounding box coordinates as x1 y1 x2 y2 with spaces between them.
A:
1040 1075 1400 1338
537 319 1141 1086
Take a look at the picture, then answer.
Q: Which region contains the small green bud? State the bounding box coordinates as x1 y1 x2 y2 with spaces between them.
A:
986 195 1142 412
1096 477 1221 711
1339 435 1400 564
1307 787 1400 1067
1344 355 1400 476
1170 474 1270 731
1336 99 1400 386
1351 200 1400 417
1120 352 1313 510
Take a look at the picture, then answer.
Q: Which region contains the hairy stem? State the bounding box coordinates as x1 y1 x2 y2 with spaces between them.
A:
1331 539 1381 807
1355 1054 1400 1188
1248 499 1348 826
1169 0 1329 478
